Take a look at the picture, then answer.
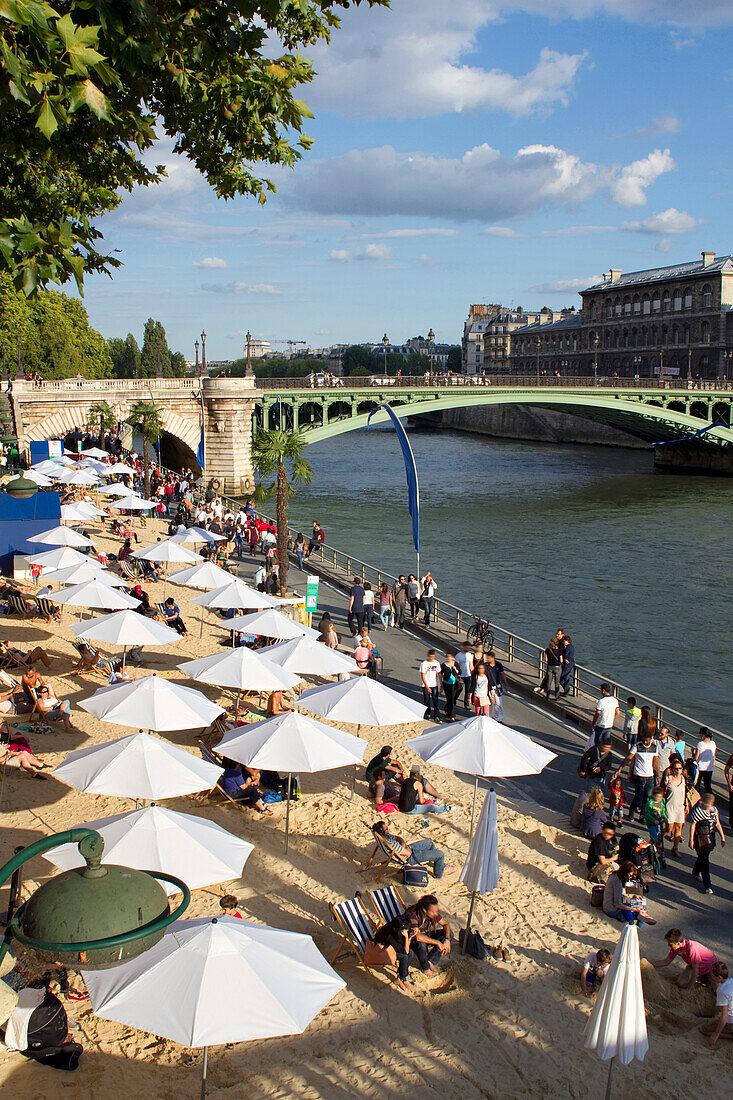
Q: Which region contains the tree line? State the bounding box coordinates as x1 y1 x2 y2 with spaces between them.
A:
210 345 462 380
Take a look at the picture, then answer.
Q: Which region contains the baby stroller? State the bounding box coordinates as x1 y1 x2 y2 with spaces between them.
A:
618 831 658 888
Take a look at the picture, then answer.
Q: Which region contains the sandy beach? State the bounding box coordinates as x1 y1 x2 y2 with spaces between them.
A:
1 516 729 1098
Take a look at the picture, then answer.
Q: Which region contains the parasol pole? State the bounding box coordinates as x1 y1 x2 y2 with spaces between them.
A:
284 770 292 854
461 889 478 956
200 1044 209 1100
605 1058 615 1100
469 774 479 843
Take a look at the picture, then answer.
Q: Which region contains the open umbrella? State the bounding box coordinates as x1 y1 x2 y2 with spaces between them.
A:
72 609 180 668
43 805 253 895
60 503 106 523
191 579 278 612
170 526 226 544
53 579 140 617
259 636 358 678
299 676 425 726
44 562 127 588
459 788 499 951
99 482 135 496
169 561 233 589
27 524 95 548
109 495 158 511
218 712 366 852
57 467 100 486
81 446 109 459
82 915 346 1097
78 674 224 733
31 459 68 477
7 470 53 487
106 462 136 477
27 546 89 570
132 539 202 564
584 922 648 1099
405 715 557 839
52 730 222 799
179 647 300 720
224 608 320 641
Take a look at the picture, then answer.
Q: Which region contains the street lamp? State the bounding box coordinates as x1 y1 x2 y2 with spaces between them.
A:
593 333 599 385
245 330 253 378
195 339 200 375
200 330 207 375
382 333 389 377
535 335 541 385
427 327 435 375
632 354 642 381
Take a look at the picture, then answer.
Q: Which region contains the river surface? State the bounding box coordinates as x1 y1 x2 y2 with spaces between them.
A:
286 428 732 731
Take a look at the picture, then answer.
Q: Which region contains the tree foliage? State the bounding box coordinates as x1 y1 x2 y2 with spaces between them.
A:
251 427 312 596
211 355 326 379
0 1 386 294
341 345 379 376
127 397 164 496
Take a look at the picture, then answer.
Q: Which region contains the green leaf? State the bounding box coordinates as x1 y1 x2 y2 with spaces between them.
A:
69 78 112 120
56 13 105 75
8 79 31 105
291 98 314 120
35 98 58 138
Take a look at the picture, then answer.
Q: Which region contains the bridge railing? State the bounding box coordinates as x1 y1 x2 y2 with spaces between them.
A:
257 374 732 391
11 378 198 393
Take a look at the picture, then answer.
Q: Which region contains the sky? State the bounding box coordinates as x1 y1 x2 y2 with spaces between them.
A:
80 1 733 361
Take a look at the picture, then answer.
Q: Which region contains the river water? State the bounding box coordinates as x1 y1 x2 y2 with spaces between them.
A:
286 427 733 732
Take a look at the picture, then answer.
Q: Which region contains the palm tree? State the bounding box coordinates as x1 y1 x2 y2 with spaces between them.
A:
127 399 164 498
251 428 312 596
88 400 116 447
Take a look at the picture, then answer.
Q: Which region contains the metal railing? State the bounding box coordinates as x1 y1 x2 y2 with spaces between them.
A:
11 378 197 393
256 374 733 392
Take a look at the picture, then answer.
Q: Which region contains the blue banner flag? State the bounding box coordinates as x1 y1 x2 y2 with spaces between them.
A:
196 428 205 471
367 404 419 554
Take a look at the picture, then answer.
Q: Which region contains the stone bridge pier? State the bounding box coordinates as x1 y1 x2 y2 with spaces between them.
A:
10 376 260 497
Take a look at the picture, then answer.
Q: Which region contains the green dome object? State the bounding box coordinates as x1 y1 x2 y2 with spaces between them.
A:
4 475 38 500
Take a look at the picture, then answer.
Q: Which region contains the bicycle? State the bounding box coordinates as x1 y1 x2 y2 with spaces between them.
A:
466 617 494 651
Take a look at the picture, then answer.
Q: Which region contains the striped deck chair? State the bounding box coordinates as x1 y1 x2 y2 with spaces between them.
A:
118 559 141 582
328 895 377 970
70 641 116 680
36 595 60 622
6 592 35 619
366 885 408 930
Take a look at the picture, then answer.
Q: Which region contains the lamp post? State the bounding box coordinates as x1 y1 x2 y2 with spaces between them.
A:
382 333 389 377
245 330 253 378
200 330 207 375
723 349 732 386
195 339 200 375
687 344 692 383
593 333 599 385
427 328 435 376
535 335 541 385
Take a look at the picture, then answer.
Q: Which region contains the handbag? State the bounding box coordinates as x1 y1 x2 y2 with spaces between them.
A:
363 939 397 966
402 865 430 887
459 927 488 960
590 884 604 908
686 787 701 810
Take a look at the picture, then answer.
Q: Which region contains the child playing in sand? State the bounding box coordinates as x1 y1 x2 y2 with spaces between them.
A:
219 895 243 919
608 776 625 825
581 948 612 997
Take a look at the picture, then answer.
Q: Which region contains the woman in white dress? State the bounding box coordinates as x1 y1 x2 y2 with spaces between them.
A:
664 758 688 858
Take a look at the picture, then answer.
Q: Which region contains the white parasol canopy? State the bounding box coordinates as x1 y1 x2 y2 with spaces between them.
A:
78 673 223 732
31 460 68 477
169 561 235 589
60 502 106 523
53 578 140 611
106 462 136 476
81 446 109 459
299 676 425 726
170 526 226 544
44 562 127 588
72 609 181 648
43 805 253 896
109 495 158 511
190 579 278 612
27 546 89 570
51 730 222 798
27 524 95 548
224 608 320 640
259 636 358 678
218 711 366 774
405 715 557 778
179 646 301 694
7 470 53 487
56 467 100 486
99 482 135 496
132 539 202 564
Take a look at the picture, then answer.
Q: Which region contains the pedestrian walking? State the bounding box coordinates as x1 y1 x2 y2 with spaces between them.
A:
440 652 461 721
420 571 437 627
392 574 407 629
378 583 394 629
347 576 365 635
614 730 660 822
543 636 563 699
694 727 717 795
485 651 508 723
454 641 473 711
407 574 421 620
590 683 619 746
420 649 442 722
470 660 491 717
689 793 726 895
363 582 375 630
560 634 575 695
294 532 306 571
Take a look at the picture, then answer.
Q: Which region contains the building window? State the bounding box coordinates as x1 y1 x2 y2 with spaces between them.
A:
662 327 668 345
683 289 692 309
633 300 641 314
643 298 651 315
684 327 690 344
615 300 622 316
653 298 661 312
701 322 710 344
607 300 613 319
673 326 679 345
663 295 671 311
673 294 682 311
624 301 631 315
702 284 712 308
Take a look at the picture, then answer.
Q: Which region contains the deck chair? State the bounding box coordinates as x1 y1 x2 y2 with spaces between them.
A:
328 895 378 971
193 740 254 816
36 595 60 622
118 559 141 582
70 641 116 679
6 592 35 619
0 642 29 671
366 884 409 929
361 828 430 882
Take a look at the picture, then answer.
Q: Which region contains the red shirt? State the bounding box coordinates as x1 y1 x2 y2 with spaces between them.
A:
665 939 717 975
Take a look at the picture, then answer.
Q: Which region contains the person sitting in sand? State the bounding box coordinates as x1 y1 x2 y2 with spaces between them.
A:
317 613 339 649
219 758 273 815
33 682 76 732
1 640 52 669
581 947 612 997
398 765 451 814
581 787 609 838
586 822 618 883
373 910 418 993
699 962 733 1047
650 929 718 990
372 821 456 880
603 861 656 925
365 745 408 785
219 894 243 919
161 597 188 636
369 767 402 807
266 689 293 718
403 894 453 974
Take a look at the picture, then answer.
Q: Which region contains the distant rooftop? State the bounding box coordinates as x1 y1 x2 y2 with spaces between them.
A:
583 255 733 293
513 315 582 335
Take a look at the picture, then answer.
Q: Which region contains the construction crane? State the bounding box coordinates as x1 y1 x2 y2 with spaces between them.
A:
268 339 309 357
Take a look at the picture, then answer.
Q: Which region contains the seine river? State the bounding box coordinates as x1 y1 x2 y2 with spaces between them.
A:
287 427 733 732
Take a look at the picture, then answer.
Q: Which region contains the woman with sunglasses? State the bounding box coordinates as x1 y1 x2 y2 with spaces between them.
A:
663 753 688 858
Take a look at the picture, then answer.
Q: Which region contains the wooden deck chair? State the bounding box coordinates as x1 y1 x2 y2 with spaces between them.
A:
361 828 430 882
365 884 409 929
70 641 116 679
328 895 378 970
36 595 60 622
6 592 35 619
0 642 29 671
193 740 252 817
118 559 141 582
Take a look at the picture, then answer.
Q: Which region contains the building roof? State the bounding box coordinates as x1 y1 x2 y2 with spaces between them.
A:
512 315 582 335
583 255 733 293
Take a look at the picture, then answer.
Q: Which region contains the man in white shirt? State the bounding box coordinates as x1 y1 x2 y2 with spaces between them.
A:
613 731 660 822
420 649 442 721
454 641 474 710
420 572 437 626
591 683 619 746
212 497 224 519
235 508 246 527
700 962 733 1046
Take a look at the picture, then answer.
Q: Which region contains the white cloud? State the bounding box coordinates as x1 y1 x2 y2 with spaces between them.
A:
353 228 458 240
631 112 681 138
193 256 227 269
329 243 392 262
201 281 282 295
609 149 675 206
655 238 674 252
528 277 600 293
288 143 674 222
620 207 700 234
483 226 520 237
305 3 586 119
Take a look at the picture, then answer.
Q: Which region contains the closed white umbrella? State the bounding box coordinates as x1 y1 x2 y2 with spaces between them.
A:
584 923 648 1098
299 676 425 726
109 495 158 511
54 579 140 615
99 482 135 496
170 526 226 544
27 546 89 570
72 608 180 668
218 711 366 851
225 608 320 641
52 729 222 799
44 562 127 588
82 915 346 1097
106 462 136 476
169 561 234 589
459 788 499 951
27 524 95 548
132 539 202 564
78 674 224 733
259 636 358 678
43 805 253 895
405 715 557 839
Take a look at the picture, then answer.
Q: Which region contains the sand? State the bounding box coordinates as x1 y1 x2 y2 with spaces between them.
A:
0 514 729 1098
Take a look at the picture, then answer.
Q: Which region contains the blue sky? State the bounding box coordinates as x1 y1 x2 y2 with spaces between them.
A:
80 1 733 360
